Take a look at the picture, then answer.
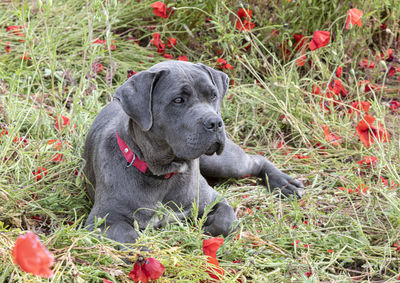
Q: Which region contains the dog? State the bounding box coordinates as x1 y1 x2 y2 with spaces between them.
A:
83 60 304 244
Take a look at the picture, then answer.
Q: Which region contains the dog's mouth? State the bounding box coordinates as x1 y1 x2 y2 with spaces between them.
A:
204 141 224 156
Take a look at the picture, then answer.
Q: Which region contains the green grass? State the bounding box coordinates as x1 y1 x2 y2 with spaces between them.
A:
0 0 399 281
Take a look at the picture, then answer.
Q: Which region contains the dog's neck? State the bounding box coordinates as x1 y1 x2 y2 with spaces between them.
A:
125 119 189 176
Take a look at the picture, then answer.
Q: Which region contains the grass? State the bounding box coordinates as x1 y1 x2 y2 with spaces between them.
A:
0 0 399 281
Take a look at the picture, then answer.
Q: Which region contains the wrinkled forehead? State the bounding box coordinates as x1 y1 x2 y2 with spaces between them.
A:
150 61 217 95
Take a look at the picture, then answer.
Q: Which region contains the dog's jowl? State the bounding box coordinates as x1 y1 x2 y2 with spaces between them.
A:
83 61 304 244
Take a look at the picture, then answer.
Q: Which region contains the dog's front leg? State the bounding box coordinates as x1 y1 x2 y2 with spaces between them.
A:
85 210 141 244
200 138 304 198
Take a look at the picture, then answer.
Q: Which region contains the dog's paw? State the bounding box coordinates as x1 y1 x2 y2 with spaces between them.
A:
263 170 304 198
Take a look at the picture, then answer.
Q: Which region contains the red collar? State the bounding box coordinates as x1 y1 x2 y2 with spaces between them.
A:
116 131 177 179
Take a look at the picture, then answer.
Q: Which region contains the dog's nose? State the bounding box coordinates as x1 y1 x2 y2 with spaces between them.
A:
203 117 223 132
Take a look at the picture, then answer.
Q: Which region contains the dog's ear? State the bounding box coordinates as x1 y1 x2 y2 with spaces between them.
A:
114 70 167 131
196 63 230 98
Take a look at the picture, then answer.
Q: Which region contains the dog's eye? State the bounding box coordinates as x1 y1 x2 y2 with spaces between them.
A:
210 93 217 101
173 97 184 104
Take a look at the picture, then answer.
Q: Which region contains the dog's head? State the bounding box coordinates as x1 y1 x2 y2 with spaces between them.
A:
114 61 229 160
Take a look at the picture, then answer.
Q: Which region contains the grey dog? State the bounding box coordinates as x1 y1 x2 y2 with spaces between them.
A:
83 60 304 244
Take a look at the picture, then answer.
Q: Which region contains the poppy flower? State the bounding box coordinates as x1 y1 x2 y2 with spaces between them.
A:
348 101 370 116
294 153 310 159
356 115 390 147
309 31 330 51
150 1 170 19
5 41 11 53
103 279 113 283
129 255 165 283
92 62 104 74
22 52 31 60
357 156 377 166
345 8 363 29
390 101 400 112
13 136 29 147
33 167 48 182
358 80 379 92
293 33 308 52
291 239 300 248
127 70 137 79
335 66 342 77
235 8 255 31
216 58 233 71
277 141 291 155
163 53 173 59
388 66 397 77
92 38 106 45
322 124 342 146
203 237 225 280
12 232 54 278
312 84 321 95
328 79 347 96
167 37 177 48
178 54 188 61
360 59 375 69
54 115 75 131
151 32 165 53
296 55 307 67
305 271 312 278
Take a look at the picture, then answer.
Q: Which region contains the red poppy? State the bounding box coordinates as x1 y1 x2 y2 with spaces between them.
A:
12 232 54 278
345 8 363 29
103 279 113 283
327 249 334 253
127 70 137 79
328 79 347 96
296 55 307 67
235 8 255 31
178 54 188 61
22 52 31 60
309 31 330 51
358 80 377 92
151 1 170 19
163 53 173 59
217 58 233 71
291 239 300 248
312 84 321 95
356 115 390 147
203 237 225 280
305 271 312 278
390 101 400 112
388 66 397 77
277 141 291 155
360 59 375 69
54 115 75 131
322 124 342 146
5 41 11 53
151 32 165 53
348 101 370 116
129 255 165 283
6 25 25 41
293 33 308 52
167 37 177 48
13 136 29 147
92 62 104 73
294 153 310 159
33 167 48 182
338 187 354 194
357 156 377 166
92 38 106 45
335 66 342 77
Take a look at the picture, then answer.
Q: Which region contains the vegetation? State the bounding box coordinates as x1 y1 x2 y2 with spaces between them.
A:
0 0 399 281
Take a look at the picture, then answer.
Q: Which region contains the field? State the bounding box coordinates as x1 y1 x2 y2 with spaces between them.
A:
0 0 399 282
